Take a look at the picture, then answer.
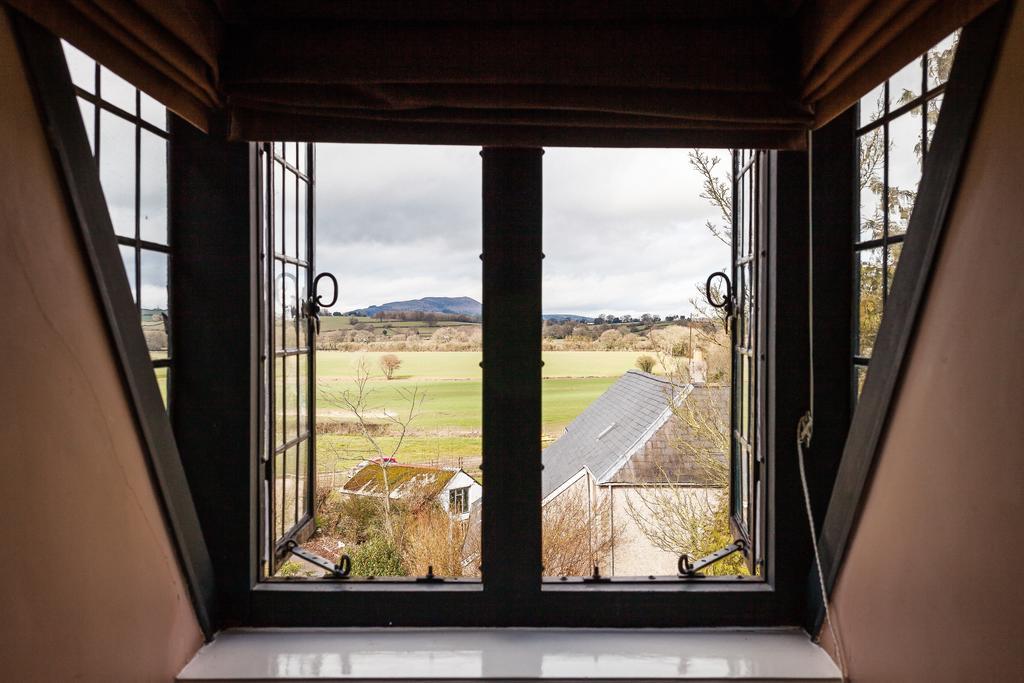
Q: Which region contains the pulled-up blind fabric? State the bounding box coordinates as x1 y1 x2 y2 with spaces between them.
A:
221 21 810 149
6 0 1003 145
5 0 221 130
801 0 1000 126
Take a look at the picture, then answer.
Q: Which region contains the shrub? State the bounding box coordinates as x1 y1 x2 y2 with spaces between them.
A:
635 354 657 373
350 534 405 576
315 490 383 544
277 560 303 577
598 329 622 350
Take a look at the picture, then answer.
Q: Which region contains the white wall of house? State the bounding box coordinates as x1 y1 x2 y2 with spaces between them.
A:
543 470 722 577
601 484 723 577
439 470 482 519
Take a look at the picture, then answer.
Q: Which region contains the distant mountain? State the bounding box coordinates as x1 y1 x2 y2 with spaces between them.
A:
542 313 594 322
345 296 596 322
346 296 482 317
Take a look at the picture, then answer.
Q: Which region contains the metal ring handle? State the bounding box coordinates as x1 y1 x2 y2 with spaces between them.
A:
705 271 732 310
313 272 339 308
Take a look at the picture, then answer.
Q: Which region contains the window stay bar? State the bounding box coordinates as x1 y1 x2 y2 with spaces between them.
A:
677 539 747 578
285 540 352 578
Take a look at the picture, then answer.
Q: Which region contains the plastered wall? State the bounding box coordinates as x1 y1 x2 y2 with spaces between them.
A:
821 3 1024 679
0 12 202 681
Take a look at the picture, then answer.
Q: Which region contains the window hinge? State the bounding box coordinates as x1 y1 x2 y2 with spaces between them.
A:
286 540 351 578
677 540 747 578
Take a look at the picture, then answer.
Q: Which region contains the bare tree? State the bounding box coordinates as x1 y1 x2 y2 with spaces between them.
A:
379 354 402 380
542 487 620 577
403 501 473 577
686 149 737 344
319 357 425 544
688 149 733 247
623 370 746 576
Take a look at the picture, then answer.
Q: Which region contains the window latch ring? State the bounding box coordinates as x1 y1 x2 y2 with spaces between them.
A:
705 271 734 333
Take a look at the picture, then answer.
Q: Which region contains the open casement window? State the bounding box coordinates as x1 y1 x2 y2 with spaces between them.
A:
853 31 960 402
59 41 172 408
258 142 318 573
729 150 768 575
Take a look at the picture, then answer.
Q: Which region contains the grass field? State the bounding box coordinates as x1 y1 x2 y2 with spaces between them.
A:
314 350 659 480
317 350 664 381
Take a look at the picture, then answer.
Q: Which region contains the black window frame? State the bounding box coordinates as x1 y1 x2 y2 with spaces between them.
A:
729 149 769 574
237 146 821 629
256 141 318 573
852 32 959 402
60 40 173 411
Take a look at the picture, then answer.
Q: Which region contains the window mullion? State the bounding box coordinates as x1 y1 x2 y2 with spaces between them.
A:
480 148 543 603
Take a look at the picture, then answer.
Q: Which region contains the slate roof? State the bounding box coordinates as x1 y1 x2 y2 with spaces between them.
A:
541 370 689 499
609 383 729 486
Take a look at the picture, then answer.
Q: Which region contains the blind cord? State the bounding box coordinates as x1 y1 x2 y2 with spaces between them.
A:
799 132 848 679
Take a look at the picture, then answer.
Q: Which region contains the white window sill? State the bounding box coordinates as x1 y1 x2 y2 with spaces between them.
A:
177 628 841 682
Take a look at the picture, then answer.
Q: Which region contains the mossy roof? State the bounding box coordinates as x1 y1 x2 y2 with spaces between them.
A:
342 463 457 498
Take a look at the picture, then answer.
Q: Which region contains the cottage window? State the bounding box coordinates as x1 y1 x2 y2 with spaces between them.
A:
449 487 470 516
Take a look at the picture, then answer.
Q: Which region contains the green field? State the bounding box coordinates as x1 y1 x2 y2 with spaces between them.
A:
317 350 664 381
315 350 659 479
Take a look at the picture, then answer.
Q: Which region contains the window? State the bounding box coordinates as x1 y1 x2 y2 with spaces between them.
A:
449 487 470 516
265 143 483 580
540 148 748 579
262 146 764 585
257 142 316 573
730 150 767 574
60 41 172 407
854 32 960 399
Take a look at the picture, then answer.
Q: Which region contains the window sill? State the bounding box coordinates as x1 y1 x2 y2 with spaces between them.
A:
177 628 840 682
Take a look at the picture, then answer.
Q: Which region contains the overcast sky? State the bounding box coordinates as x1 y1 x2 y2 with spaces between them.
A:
316 144 731 317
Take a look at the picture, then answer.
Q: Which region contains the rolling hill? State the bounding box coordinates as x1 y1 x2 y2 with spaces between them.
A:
345 296 594 322
346 296 481 317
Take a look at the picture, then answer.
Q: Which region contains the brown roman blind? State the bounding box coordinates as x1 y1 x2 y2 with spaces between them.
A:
800 0 1000 126
5 0 1002 146
5 0 221 130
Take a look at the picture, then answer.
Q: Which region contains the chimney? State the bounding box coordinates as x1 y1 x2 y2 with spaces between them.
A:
688 348 707 386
